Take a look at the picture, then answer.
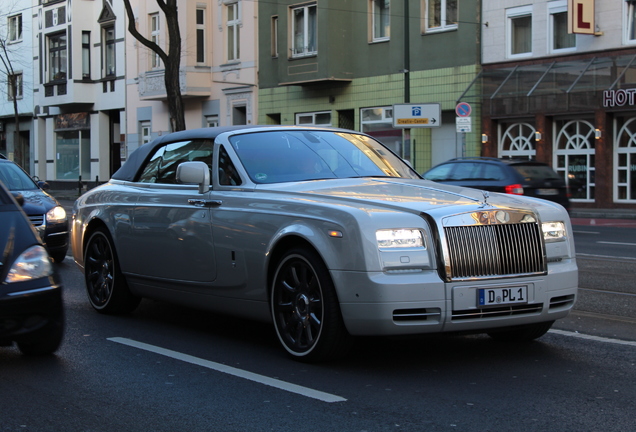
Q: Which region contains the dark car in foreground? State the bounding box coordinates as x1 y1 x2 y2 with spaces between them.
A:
422 157 570 211
72 126 577 362
0 158 69 262
0 181 64 355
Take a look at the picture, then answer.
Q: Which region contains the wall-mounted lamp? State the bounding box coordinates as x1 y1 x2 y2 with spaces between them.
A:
595 129 602 139
535 131 542 142
481 134 489 144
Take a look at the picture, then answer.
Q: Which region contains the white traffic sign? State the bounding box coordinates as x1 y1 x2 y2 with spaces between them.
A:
393 103 441 128
456 117 472 133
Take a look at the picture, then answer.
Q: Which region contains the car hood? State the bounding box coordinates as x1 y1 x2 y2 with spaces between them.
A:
258 178 562 216
14 189 58 217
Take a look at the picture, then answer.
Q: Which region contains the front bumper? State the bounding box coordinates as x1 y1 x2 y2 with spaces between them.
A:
333 259 578 336
0 281 63 343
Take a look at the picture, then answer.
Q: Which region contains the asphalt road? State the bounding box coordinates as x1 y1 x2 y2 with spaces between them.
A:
1 217 635 431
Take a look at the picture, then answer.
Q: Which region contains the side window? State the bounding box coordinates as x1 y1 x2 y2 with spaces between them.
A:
482 164 507 181
218 145 242 186
423 164 453 181
138 140 213 184
452 162 481 180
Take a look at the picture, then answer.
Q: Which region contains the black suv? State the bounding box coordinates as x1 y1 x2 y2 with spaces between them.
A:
422 157 570 211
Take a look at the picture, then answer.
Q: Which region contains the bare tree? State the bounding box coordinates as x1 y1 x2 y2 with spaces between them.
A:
123 0 185 131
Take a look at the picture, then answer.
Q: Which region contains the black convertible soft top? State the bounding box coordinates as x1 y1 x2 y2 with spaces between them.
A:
111 125 262 182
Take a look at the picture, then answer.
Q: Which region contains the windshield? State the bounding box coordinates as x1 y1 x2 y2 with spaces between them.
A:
229 130 419 184
0 162 38 191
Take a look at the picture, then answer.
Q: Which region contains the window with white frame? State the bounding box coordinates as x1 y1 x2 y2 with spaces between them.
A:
141 122 152 145
425 0 457 32
7 73 23 100
103 26 115 77
48 32 67 81
615 116 636 201
554 119 596 201
206 115 219 128
291 3 317 57
507 6 532 57
196 8 205 63
149 13 161 68
8 14 22 43
296 111 331 126
227 2 240 62
371 0 390 41
625 0 636 43
549 1 575 52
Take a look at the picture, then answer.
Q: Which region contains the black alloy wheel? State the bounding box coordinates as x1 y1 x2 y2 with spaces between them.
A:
271 247 350 362
84 228 140 314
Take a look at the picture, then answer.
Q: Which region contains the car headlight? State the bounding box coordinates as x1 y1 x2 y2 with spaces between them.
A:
376 229 425 249
542 221 566 243
46 205 67 224
5 245 53 283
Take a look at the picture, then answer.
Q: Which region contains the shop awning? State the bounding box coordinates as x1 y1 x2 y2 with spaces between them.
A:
458 53 636 116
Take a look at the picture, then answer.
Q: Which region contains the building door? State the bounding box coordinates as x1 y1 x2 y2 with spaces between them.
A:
554 119 596 201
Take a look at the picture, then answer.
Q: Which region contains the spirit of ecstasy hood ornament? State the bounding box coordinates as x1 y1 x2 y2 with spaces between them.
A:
479 190 490 208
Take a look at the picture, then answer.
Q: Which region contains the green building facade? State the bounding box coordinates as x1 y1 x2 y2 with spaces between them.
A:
258 0 482 173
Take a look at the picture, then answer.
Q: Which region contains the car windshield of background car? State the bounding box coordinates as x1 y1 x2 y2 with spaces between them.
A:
0 163 38 191
229 130 419 184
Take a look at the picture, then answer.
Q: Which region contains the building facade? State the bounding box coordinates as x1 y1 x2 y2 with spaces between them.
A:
124 0 258 155
1 0 35 172
32 0 126 186
475 0 636 210
257 0 483 173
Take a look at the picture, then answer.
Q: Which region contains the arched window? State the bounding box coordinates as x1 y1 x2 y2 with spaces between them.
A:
499 122 536 159
615 117 636 202
554 119 595 201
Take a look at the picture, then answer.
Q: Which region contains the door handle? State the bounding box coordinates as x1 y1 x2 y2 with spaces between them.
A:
188 199 222 207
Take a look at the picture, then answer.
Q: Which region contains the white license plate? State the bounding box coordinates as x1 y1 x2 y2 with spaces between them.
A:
537 188 558 196
478 286 527 307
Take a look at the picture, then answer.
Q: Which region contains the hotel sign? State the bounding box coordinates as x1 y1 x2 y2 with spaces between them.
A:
568 0 594 35
604 89 636 108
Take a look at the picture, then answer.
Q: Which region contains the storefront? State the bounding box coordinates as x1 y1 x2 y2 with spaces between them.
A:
461 48 636 210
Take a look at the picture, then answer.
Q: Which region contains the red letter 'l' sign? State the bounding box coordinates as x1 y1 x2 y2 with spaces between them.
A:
577 3 591 29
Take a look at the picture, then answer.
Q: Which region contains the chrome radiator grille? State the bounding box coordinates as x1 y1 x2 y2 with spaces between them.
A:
444 222 545 280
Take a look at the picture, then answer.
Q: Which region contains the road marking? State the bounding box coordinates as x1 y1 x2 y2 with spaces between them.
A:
108 337 347 403
577 253 636 261
597 241 636 246
549 329 636 347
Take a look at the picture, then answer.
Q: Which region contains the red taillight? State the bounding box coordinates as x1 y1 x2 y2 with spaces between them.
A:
505 184 524 195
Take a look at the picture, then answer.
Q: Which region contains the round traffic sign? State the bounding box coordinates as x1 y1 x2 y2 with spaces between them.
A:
456 102 472 117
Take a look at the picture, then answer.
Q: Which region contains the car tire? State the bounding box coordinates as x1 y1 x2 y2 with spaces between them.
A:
487 321 555 342
17 310 64 355
84 228 141 314
50 249 67 263
270 247 351 362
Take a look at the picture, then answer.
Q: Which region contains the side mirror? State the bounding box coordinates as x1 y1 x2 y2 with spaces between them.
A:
176 161 210 194
38 180 50 191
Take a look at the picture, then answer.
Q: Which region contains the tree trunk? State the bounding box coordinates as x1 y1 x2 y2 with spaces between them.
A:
123 0 186 131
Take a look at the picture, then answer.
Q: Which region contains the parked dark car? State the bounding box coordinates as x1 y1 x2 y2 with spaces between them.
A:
422 157 570 211
0 181 64 355
0 158 69 262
